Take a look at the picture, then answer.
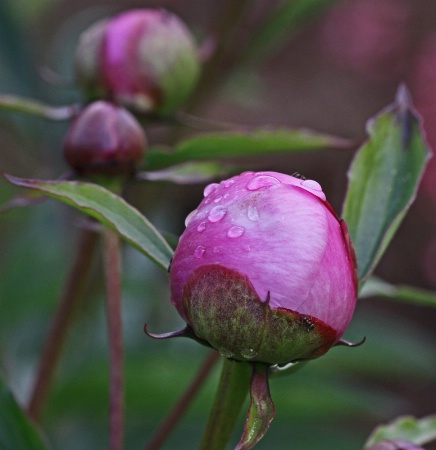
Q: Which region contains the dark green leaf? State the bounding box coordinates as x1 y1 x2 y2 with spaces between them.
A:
0 378 47 450
342 86 431 282
146 128 351 170
4 175 173 270
359 277 436 308
365 415 436 447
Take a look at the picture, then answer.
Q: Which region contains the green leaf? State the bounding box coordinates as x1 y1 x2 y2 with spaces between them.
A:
4 175 173 270
146 128 351 170
137 161 235 184
236 363 275 450
243 0 338 65
359 277 436 308
0 378 47 450
365 415 436 447
342 86 431 283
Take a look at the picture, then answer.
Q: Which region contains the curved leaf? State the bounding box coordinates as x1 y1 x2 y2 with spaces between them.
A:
4 175 173 270
365 415 436 447
342 86 431 282
146 128 352 170
0 378 47 450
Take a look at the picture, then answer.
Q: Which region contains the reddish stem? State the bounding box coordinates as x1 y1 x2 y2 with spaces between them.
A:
103 228 124 450
27 227 99 421
145 351 220 450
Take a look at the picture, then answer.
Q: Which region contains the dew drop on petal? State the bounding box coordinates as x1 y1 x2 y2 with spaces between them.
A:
208 205 227 222
241 348 257 359
247 175 281 191
184 209 197 227
204 183 219 197
194 245 206 258
218 347 234 358
227 226 245 238
247 205 259 221
223 178 236 188
214 196 223 203
197 222 207 232
212 246 220 254
300 179 326 200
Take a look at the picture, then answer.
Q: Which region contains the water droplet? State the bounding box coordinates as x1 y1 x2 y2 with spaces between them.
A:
208 205 227 223
212 246 220 254
300 179 326 200
227 226 245 238
223 179 236 188
218 347 234 358
224 194 229 199
197 222 207 232
301 179 322 191
214 196 223 203
194 245 206 259
247 205 259 221
241 348 257 359
204 183 219 197
247 175 281 191
184 209 197 227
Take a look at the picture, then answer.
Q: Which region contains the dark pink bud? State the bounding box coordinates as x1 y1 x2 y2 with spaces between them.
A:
63 100 146 175
170 171 358 364
75 9 200 115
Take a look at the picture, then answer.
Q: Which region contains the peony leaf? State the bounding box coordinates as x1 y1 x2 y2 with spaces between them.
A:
235 363 276 450
364 415 436 447
146 128 352 170
0 378 47 450
342 85 431 283
4 175 173 270
359 277 436 308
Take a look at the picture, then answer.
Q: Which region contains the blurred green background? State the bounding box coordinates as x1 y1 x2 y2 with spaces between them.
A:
1 0 436 449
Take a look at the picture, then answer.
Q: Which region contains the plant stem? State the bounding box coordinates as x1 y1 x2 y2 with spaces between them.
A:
103 227 124 450
27 226 99 421
145 351 220 450
199 358 251 450
0 94 77 120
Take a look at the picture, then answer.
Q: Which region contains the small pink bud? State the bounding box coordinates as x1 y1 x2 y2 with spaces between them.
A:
366 440 424 450
63 100 146 175
74 9 200 115
170 171 358 364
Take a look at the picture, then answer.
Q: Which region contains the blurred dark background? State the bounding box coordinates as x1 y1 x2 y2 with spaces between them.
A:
1 0 436 449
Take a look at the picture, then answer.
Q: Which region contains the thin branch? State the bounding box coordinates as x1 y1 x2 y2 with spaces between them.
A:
145 351 220 450
0 94 78 120
27 226 99 421
103 227 124 450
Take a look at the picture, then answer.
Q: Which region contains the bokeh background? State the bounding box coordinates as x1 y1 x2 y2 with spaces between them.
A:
1 0 436 449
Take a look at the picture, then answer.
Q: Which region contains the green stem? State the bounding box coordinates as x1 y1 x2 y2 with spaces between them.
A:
103 228 124 450
199 358 251 450
145 351 220 450
27 226 99 421
0 94 77 120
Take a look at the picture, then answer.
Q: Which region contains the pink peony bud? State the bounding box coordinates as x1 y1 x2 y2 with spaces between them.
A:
169 171 358 364
75 9 200 115
63 100 146 175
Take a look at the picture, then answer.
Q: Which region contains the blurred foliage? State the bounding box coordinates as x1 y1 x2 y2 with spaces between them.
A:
2 0 436 450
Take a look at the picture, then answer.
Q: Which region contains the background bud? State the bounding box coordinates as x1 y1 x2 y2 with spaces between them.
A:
170 171 358 364
74 9 200 115
63 100 146 175
366 440 425 450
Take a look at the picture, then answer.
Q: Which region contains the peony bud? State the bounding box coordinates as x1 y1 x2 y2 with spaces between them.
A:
74 9 200 115
366 440 424 450
169 171 358 364
63 100 146 175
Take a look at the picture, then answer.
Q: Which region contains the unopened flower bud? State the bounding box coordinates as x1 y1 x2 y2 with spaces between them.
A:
63 100 146 175
75 9 200 115
169 171 358 364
